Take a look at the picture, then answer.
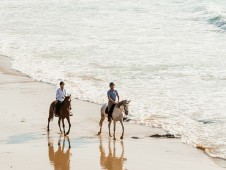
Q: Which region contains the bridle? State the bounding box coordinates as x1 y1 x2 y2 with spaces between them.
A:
123 103 129 115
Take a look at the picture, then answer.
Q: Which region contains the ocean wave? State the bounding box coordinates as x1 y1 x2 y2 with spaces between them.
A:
188 1 226 31
208 15 226 31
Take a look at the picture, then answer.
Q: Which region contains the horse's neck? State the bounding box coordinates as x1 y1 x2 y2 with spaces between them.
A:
113 107 124 116
61 102 69 109
61 100 68 106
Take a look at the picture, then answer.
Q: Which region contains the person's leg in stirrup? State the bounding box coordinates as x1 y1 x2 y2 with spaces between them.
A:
108 102 113 122
109 104 116 121
107 82 120 122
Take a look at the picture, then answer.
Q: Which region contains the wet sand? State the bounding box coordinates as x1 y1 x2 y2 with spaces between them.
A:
0 55 225 170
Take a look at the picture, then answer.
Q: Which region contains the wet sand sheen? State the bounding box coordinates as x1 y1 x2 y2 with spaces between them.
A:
0 55 225 170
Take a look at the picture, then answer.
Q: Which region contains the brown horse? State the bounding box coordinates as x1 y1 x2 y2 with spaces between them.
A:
47 96 72 135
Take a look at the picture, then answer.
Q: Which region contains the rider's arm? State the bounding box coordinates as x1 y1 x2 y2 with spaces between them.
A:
63 89 66 99
116 91 120 102
108 95 115 103
117 95 120 102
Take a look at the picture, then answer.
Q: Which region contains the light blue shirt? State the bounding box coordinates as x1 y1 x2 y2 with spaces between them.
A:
107 89 118 102
56 88 66 102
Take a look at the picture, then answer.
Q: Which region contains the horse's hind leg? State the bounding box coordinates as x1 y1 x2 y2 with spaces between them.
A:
62 118 66 134
98 116 105 135
47 102 55 132
65 117 71 136
58 117 62 133
113 121 116 140
120 120 124 140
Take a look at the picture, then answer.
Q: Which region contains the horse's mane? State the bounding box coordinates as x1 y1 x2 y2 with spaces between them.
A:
116 100 126 108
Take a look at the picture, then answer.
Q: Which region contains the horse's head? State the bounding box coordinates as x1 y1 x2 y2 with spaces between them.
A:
64 95 72 108
117 100 130 115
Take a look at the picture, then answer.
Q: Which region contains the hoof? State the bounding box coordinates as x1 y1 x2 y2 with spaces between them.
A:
109 134 112 137
97 132 101 135
65 132 69 136
113 137 116 140
120 136 123 140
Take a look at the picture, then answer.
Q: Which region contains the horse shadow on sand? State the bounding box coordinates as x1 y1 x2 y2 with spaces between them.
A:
99 137 127 170
48 133 71 170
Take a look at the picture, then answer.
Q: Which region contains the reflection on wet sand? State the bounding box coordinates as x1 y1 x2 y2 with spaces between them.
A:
48 133 71 170
99 137 127 170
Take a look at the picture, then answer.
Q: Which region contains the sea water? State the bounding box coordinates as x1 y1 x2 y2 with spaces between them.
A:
1 0 226 159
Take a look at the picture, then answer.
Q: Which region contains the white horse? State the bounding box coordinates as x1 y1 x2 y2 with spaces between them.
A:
98 100 130 140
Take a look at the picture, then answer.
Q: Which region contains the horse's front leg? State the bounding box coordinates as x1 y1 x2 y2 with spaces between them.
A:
65 117 71 136
113 121 116 140
58 117 62 133
120 120 124 140
62 118 65 134
108 120 112 137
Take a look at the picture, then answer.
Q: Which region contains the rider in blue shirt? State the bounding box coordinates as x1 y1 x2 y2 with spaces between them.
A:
107 82 120 121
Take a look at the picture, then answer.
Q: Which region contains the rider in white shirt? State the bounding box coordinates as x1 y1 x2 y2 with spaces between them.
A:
55 81 66 116
56 83 66 102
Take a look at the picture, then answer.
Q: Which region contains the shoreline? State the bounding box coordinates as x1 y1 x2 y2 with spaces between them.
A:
0 55 225 169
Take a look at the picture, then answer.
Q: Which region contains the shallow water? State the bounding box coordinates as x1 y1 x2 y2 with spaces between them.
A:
0 0 226 159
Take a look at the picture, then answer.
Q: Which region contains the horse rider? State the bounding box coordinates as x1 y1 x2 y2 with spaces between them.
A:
107 82 120 122
55 81 66 117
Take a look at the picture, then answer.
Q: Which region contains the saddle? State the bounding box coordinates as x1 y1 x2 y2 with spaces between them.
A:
105 104 116 118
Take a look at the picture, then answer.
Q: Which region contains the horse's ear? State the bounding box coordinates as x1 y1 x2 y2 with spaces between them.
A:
127 100 131 104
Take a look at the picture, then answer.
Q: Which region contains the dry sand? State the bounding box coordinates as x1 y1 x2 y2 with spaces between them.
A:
0 55 225 170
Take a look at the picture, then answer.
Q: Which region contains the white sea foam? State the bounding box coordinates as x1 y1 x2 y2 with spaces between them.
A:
1 0 226 159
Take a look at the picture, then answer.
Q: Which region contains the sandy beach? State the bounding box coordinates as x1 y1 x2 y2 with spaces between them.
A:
0 55 225 170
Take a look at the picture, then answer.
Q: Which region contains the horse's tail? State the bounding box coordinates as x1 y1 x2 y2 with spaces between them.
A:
49 102 55 121
99 104 107 126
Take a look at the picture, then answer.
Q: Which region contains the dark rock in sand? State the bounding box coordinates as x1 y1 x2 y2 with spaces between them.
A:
150 133 178 139
131 136 140 139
